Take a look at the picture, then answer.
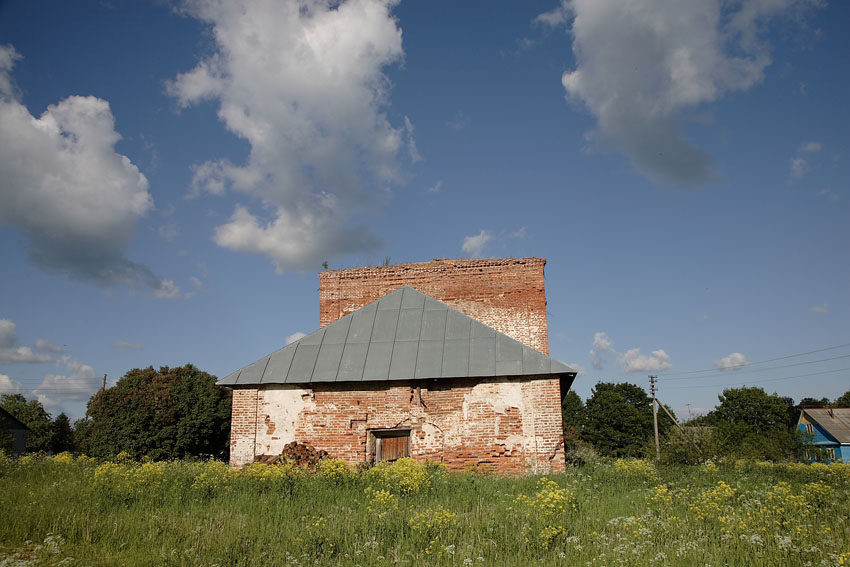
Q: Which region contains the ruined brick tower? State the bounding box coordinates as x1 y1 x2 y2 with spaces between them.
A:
318 257 549 353
222 257 573 473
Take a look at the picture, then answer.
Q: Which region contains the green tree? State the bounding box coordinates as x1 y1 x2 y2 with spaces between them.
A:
51 413 75 453
84 364 231 460
562 390 586 433
796 397 830 409
581 382 667 457
0 394 53 452
713 387 797 460
834 390 850 407
73 417 92 454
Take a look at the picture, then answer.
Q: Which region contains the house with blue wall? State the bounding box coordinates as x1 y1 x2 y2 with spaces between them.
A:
798 408 850 462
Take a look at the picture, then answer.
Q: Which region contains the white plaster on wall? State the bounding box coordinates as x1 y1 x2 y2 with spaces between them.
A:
256 385 315 456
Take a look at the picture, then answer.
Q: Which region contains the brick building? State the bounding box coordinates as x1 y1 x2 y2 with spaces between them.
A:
218 258 577 473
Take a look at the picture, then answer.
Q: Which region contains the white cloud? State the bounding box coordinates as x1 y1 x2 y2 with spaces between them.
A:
790 156 808 179
0 45 165 289
214 203 379 274
540 0 818 185
403 116 423 163
286 332 308 345
461 230 494 257
0 373 24 395
510 227 527 239
589 331 615 369
799 141 822 152
169 0 410 272
811 303 828 314
113 340 143 351
425 180 443 194
35 339 67 354
714 352 749 371
618 348 672 373
592 331 614 353
0 319 54 364
34 357 100 408
152 279 184 299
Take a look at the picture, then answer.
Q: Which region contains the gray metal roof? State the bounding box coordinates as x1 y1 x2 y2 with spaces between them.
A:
218 285 576 386
803 408 850 444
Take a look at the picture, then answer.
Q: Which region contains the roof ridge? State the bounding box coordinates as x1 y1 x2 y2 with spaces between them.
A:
218 285 574 386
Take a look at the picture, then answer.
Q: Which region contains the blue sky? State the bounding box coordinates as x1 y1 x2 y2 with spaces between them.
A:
0 0 847 421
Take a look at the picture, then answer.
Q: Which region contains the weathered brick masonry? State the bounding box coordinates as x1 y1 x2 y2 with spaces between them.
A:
319 257 549 354
228 258 568 473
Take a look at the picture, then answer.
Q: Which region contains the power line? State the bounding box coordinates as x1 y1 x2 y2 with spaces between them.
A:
663 366 850 390
662 342 850 376
660 353 850 382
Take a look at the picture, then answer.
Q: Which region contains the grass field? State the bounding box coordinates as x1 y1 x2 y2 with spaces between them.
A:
1 452 848 566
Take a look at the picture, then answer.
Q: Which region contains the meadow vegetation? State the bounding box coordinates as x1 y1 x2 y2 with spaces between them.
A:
2 452 848 567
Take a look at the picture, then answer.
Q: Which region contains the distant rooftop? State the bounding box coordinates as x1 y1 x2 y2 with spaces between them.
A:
218 285 575 386
803 408 850 444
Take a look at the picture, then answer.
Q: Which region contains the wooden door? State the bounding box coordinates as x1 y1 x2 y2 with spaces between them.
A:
379 433 409 462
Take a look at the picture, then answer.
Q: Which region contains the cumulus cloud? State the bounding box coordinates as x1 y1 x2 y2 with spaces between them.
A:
34 357 101 408
618 348 673 373
714 352 749 370
35 339 67 354
0 319 54 364
589 331 614 369
539 0 817 186
285 332 308 345
811 303 828 314
0 373 25 395
461 230 494 257
0 45 170 290
169 0 411 272
152 279 184 299
799 141 822 152
425 180 443 194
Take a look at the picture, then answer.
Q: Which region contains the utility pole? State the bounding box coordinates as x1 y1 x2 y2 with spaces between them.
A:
650 375 660 460
101 374 107 392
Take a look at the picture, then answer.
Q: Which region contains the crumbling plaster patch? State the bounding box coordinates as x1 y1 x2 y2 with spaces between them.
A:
256 385 315 456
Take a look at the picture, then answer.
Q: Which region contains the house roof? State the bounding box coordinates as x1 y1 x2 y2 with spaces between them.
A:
802 408 850 444
218 285 576 387
0 407 30 431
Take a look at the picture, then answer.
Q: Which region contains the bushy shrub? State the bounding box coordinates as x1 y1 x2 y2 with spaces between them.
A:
366 457 429 494
317 458 355 484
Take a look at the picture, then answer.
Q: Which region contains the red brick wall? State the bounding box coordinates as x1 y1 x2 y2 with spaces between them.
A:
233 377 566 474
318 257 550 354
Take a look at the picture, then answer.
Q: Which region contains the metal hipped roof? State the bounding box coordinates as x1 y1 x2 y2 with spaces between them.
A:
803 408 850 444
218 285 576 387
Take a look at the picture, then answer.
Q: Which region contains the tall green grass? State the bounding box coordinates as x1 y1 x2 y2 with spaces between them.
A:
1 452 848 566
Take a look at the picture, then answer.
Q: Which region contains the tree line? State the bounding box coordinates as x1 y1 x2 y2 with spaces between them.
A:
563 382 850 464
3 362 848 463
1 364 230 460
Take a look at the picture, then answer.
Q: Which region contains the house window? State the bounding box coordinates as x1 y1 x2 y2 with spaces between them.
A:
805 423 814 434
371 429 411 463
826 448 836 460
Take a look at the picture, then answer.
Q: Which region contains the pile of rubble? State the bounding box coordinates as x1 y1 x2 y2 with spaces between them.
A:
254 441 330 467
